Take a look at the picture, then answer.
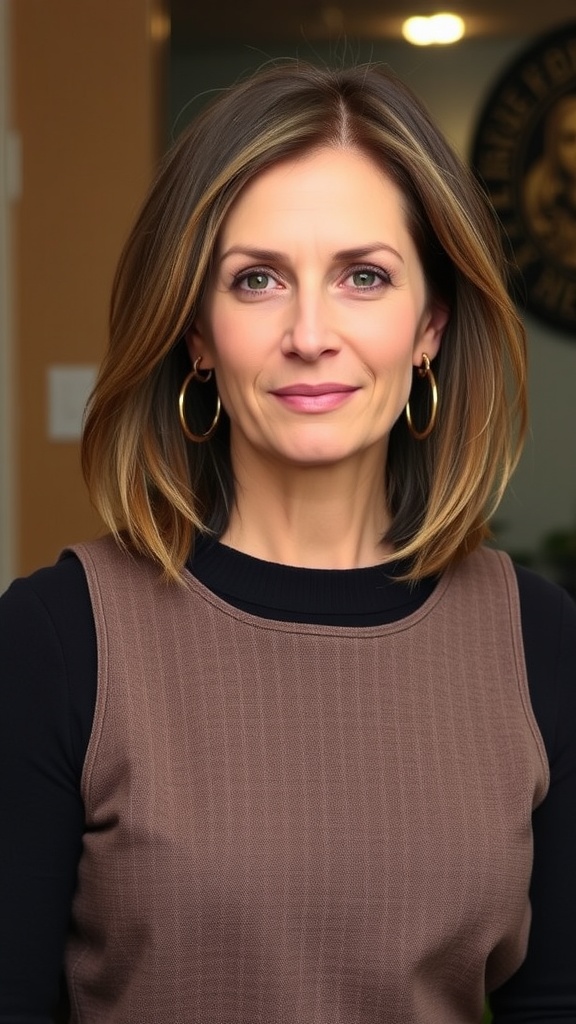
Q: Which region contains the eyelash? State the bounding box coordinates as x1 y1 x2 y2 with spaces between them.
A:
230 263 394 296
343 264 393 291
232 267 281 295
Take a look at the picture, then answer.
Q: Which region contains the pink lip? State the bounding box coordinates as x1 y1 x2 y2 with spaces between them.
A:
271 383 357 396
270 383 359 413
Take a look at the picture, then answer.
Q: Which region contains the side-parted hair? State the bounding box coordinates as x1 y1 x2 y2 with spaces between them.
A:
81 61 527 581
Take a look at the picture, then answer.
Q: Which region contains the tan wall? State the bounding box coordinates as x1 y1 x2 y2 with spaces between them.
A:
11 0 167 574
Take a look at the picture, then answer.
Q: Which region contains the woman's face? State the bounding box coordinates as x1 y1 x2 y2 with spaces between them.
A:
189 146 447 474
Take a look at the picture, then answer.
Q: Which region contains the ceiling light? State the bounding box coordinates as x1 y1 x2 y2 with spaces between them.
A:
402 12 465 45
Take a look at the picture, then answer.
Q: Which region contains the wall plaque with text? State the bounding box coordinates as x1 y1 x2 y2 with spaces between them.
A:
471 23 576 336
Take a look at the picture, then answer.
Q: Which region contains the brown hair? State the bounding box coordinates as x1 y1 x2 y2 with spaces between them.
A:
82 61 527 580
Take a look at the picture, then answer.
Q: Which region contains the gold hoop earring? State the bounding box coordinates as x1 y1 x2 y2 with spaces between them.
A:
405 353 438 441
178 356 221 443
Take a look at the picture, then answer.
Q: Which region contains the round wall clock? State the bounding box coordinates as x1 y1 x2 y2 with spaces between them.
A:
471 23 576 336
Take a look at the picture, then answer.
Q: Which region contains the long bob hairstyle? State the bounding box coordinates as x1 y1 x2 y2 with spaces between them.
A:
82 61 527 581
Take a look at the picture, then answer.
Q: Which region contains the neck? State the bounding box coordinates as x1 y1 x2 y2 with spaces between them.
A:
221 445 393 570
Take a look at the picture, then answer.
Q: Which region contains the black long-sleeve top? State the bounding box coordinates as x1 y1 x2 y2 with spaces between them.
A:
0 540 575 1022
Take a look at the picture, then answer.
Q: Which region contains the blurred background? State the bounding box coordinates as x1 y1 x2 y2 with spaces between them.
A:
1 0 576 593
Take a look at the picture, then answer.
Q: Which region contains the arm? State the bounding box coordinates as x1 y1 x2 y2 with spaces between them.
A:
490 572 576 1022
0 558 96 1022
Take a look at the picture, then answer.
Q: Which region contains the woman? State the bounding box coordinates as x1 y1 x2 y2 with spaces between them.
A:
1 62 575 1023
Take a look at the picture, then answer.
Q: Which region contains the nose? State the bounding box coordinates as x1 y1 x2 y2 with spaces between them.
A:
280 289 340 362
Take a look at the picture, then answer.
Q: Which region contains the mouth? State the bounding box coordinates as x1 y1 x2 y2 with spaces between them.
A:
271 383 358 397
270 383 359 413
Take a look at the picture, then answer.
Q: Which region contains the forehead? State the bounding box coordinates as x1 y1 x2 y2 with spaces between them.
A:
218 146 412 246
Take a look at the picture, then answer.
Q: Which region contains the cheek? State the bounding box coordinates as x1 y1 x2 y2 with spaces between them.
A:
368 309 421 367
207 315 264 412
211 321 284 410
202 310 241 374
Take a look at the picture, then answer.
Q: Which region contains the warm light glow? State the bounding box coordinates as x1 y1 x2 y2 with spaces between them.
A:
430 13 465 42
402 16 433 45
402 12 465 45
150 9 171 44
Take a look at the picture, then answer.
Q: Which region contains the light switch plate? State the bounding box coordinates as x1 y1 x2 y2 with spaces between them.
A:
47 364 98 441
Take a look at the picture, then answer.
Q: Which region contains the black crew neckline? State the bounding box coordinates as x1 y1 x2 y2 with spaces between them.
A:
188 536 437 625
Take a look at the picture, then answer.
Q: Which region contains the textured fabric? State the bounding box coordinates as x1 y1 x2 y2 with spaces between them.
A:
67 536 549 1024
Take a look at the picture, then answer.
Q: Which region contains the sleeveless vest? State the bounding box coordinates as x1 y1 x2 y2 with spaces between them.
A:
65 537 548 1023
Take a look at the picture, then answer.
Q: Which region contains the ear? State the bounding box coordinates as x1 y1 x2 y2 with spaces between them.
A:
184 321 215 371
414 299 449 366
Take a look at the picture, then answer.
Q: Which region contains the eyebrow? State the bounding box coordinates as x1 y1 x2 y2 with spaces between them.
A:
218 243 404 265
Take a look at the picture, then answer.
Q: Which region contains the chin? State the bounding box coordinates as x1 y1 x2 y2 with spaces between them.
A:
274 444 363 468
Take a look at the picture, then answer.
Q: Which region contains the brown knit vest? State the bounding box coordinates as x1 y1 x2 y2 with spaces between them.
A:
66 537 548 1023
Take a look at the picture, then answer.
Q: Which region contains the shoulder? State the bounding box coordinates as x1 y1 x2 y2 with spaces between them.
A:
511 558 576 678
513 559 576 623
70 534 178 601
1 552 93 622
456 545 574 629
1 553 97 768
0 550 96 670
449 549 575 762
1 551 93 638
512 562 576 764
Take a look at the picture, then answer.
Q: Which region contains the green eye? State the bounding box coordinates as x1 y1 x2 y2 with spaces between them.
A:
352 269 378 287
245 272 270 290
